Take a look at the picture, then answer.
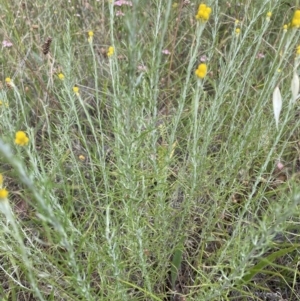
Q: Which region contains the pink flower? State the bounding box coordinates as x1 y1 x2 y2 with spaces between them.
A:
162 49 171 55
200 55 208 62
114 0 132 6
2 40 13 48
276 161 284 170
137 65 147 72
256 53 265 59
116 10 125 16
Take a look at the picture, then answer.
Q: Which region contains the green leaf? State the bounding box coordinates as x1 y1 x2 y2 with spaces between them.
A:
242 245 299 283
170 236 185 289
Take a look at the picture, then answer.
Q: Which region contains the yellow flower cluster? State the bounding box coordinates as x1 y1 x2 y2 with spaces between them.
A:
291 10 300 27
195 3 212 22
107 46 114 57
15 131 29 146
195 63 207 79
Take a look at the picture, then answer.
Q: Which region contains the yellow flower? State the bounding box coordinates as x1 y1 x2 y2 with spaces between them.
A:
5 77 14 88
195 3 212 22
73 86 79 95
291 9 300 28
15 131 29 146
195 63 207 79
235 28 241 35
58 73 65 80
283 24 288 32
88 31 94 43
107 46 114 57
79 155 85 161
266 11 272 19
0 188 8 199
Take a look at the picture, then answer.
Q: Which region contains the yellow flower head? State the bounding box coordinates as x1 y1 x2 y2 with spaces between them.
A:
266 11 272 19
5 77 14 88
58 73 65 80
0 188 8 199
235 28 241 35
107 46 114 57
88 31 94 42
73 86 80 95
291 9 300 28
195 63 207 79
195 3 212 22
283 24 288 32
15 131 29 146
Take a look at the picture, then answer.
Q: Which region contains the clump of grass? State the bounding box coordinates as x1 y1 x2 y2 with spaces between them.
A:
0 1 300 300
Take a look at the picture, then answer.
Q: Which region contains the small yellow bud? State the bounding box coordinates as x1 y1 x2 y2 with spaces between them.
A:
79 155 85 161
58 73 65 80
73 86 79 95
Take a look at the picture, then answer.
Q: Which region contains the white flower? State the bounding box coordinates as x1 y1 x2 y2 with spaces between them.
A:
291 72 300 104
272 86 282 130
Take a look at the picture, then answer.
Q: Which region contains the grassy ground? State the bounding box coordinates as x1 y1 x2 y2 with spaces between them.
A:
0 0 300 300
